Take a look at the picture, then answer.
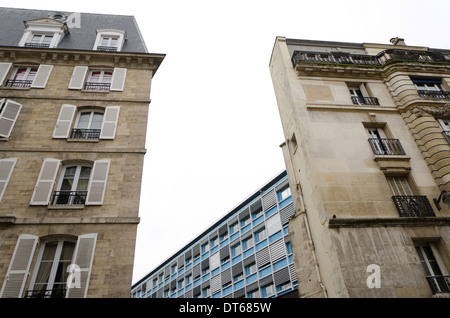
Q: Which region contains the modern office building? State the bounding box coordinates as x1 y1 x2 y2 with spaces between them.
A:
0 7 164 297
131 171 298 298
270 37 450 297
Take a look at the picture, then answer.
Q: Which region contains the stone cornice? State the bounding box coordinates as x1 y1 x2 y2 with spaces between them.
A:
328 216 450 228
0 46 165 72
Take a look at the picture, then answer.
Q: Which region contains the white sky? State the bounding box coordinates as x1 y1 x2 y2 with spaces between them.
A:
2 0 450 285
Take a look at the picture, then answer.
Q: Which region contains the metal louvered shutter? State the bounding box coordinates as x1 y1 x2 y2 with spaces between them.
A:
280 202 295 225
210 274 221 294
266 214 282 236
270 239 286 262
289 264 297 282
221 269 231 285
256 247 270 268
274 267 290 286
262 190 276 210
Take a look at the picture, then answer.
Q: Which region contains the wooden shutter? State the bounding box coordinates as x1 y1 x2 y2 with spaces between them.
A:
0 234 39 298
0 158 17 202
0 62 12 86
31 64 53 88
30 158 61 205
52 105 76 138
68 66 88 90
110 68 127 91
66 233 97 298
99 106 120 139
0 99 22 138
85 159 110 205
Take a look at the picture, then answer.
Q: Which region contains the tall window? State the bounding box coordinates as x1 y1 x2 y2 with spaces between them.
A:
84 70 113 91
277 185 291 201
26 34 53 48
98 36 119 51
416 244 450 294
438 119 450 144
27 240 75 298
52 165 92 206
71 111 104 140
7 67 38 88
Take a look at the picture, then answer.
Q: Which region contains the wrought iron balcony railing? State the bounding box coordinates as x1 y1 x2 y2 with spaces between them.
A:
427 275 450 295
417 90 450 99
24 289 66 298
5 80 33 88
292 49 447 67
368 138 406 155
391 195 435 217
70 128 101 140
24 43 51 49
351 96 380 106
51 190 87 206
84 82 111 91
96 46 118 52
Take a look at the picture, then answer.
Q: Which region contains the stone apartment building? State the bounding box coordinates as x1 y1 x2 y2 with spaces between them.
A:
270 37 450 297
0 7 164 297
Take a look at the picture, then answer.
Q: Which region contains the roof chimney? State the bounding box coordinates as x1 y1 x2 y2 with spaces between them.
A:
390 37 406 46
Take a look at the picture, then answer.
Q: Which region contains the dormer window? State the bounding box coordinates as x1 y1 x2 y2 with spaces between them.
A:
19 18 69 49
94 29 126 52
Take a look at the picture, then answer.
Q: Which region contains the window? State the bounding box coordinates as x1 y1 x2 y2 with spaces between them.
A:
210 236 218 248
416 244 450 294
240 216 251 227
411 77 450 99
247 289 259 298
84 70 113 91
254 228 266 243
245 262 256 276
348 83 379 105
171 264 177 274
229 222 238 234
366 127 405 156
261 283 274 297
277 185 291 201
201 242 209 254
26 34 53 48
276 282 291 293
202 286 211 298
231 243 241 257
52 165 92 206
1 64 53 89
242 236 253 250
53 105 120 140
94 29 127 52
233 272 243 282
6 67 37 88
19 19 69 49
185 274 192 285
438 119 450 144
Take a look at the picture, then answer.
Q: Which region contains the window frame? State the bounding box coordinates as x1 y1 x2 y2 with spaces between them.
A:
94 29 127 52
52 163 93 206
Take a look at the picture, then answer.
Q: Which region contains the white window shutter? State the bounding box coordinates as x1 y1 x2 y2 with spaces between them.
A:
68 66 88 90
0 158 17 203
30 64 53 88
52 104 77 139
30 158 61 205
0 234 39 298
85 159 110 205
66 233 97 298
99 106 120 139
0 62 12 86
0 99 22 138
110 68 127 91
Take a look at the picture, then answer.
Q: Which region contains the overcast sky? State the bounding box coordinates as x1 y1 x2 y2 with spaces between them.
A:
2 0 450 285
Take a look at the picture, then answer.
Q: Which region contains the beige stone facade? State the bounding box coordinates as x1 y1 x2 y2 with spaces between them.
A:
270 37 450 297
0 11 164 298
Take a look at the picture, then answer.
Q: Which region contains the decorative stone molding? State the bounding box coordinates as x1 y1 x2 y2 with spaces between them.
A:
407 104 450 118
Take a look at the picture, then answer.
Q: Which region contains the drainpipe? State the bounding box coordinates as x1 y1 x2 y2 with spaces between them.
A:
281 140 328 298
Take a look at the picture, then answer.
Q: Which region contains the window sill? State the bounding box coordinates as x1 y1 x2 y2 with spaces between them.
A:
374 155 411 174
67 138 99 143
80 89 111 94
47 205 85 210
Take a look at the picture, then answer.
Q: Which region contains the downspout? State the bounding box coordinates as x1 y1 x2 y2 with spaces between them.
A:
282 140 328 298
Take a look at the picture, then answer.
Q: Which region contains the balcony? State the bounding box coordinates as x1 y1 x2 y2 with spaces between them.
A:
5 80 32 88
417 90 450 99
368 138 406 155
24 289 66 298
96 46 118 52
352 96 380 106
427 275 450 295
51 190 87 206
70 128 101 140
83 82 111 91
391 195 435 217
24 43 50 49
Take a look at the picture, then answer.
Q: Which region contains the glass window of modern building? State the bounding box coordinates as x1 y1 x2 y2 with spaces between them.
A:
131 170 298 298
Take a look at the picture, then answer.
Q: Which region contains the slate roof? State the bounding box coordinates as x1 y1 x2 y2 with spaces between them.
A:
0 7 148 53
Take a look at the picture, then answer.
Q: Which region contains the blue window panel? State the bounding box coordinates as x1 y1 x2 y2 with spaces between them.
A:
246 273 258 284
211 267 220 277
230 232 240 242
213 291 221 298
221 261 230 270
252 215 264 227
178 268 184 275
265 206 278 218
220 238 229 247
171 273 177 280
283 226 289 235
234 279 245 290
202 251 209 260
279 196 293 209
289 254 294 263
193 257 200 266
211 245 218 254
259 266 272 278
186 263 192 270
202 273 210 282
232 254 242 265
177 288 184 296
241 223 251 234
255 239 268 251
273 258 287 271
223 286 233 296
269 230 282 243
186 284 192 292
194 278 201 287
243 247 254 258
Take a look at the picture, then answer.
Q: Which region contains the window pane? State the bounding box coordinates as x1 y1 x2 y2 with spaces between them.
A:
77 113 91 129
76 167 91 191
91 113 104 130
102 72 113 84
61 167 77 191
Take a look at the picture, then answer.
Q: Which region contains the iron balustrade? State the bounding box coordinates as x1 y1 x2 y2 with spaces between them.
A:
96 46 118 52
51 190 87 206
70 128 101 140
24 43 50 49
427 275 450 295
417 90 450 99
24 289 66 298
368 138 406 155
84 82 111 91
292 49 447 67
351 96 380 106
391 195 435 217
5 80 33 88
